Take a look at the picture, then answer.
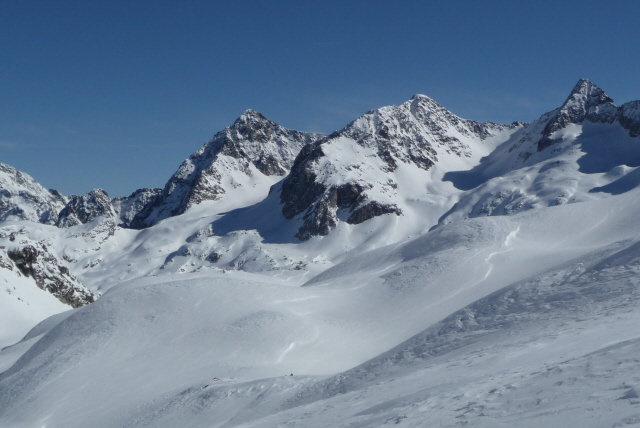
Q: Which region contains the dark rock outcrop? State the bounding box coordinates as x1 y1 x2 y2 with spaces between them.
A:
537 79 635 151
112 188 162 227
618 100 640 138
56 189 116 228
6 244 95 308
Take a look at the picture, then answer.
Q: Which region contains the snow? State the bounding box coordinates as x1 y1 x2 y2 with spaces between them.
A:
2 185 640 427
1 80 640 427
0 264 69 350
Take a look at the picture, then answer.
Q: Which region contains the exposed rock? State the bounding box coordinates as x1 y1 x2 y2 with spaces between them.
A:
537 79 632 151
6 244 94 308
112 188 162 227
0 163 67 225
56 189 116 228
347 201 402 225
281 95 510 240
617 100 640 138
130 110 322 228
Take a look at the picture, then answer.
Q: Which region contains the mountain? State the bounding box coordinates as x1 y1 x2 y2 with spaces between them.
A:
0 163 162 229
111 188 162 227
0 163 67 225
279 94 519 240
2 79 640 427
129 110 323 228
56 189 116 228
439 79 640 225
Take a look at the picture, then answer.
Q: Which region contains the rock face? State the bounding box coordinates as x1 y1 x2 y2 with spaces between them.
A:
56 189 116 228
618 100 640 138
0 163 67 225
280 95 513 240
538 79 640 151
112 188 162 227
0 164 165 229
130 110 322 228
5 243 94 308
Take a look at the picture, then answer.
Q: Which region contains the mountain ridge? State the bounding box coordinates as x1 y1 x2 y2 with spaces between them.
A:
3 79 640 427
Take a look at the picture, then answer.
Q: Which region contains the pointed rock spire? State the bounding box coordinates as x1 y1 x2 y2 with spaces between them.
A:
562 78 615 113
538 79 618 151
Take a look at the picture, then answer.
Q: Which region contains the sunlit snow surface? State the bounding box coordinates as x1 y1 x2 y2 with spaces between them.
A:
2 92 640 428
1 184 640 426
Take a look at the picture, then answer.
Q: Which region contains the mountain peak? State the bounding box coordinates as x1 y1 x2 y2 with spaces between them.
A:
564 78 614 108
128 110 322 228
538 79 618 151
571 77 592 91
410 93 433 101
235 109 268 124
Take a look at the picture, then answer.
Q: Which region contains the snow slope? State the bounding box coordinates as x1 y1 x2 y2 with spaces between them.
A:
441 79 640 224
2 79 640 427
1 185 640 427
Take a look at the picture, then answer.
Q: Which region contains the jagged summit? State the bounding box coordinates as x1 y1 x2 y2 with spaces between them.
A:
129 110 323 228
279 94 516 240
239 108 264 118
0 163 67 225
409 93 433 101
538 79 618 151
440 79 640 226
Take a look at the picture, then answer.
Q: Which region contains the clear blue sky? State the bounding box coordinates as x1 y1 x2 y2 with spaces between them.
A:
2 0 639 197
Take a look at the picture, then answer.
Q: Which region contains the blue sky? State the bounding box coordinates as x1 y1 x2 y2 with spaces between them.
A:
2 0 639 197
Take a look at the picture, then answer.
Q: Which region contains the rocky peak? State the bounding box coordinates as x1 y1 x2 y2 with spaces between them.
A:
129 111 322 228
214 109 321 176
538 79 618 151
56 189 116 228
560 79 616 120
280 96 512 240
0 163 67 225
112 188 162 227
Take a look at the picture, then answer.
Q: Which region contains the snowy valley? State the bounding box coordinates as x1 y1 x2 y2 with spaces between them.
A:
1 79 640 427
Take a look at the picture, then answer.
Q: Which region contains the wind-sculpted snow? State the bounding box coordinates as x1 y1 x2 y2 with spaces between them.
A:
288 238 640 404
253 239 640 427
2 185 640 427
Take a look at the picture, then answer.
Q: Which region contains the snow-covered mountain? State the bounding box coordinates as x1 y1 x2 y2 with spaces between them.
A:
0 163 161 229
129 109 323 228
279 94 519 239
439 79 640 225
2 79 640 427
0 163 67 225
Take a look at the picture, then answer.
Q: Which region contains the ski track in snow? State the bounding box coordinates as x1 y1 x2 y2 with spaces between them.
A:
482 224 520 281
